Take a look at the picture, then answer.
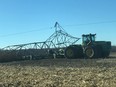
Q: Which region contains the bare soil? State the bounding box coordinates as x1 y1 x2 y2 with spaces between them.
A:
0 53 116 87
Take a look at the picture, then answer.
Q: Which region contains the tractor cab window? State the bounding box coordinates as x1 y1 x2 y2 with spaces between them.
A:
82 34 96 45
91 35 95 42
83 36 90 42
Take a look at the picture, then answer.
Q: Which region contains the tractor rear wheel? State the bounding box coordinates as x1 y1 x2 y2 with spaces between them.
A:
65 45 83 58
65 47 74 58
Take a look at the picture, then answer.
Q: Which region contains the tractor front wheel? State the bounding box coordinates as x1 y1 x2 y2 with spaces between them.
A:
84 46 95 58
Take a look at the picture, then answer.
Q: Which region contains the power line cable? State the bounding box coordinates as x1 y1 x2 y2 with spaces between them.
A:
0 20 116 38
64 20 116 27
0 27 52 38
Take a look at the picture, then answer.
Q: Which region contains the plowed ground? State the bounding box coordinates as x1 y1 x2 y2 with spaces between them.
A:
0 52 116 87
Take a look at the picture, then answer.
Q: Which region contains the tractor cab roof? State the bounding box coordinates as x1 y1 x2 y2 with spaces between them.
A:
82 33 96 37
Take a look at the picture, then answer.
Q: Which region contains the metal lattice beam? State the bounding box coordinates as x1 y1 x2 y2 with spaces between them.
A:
2 22 80 51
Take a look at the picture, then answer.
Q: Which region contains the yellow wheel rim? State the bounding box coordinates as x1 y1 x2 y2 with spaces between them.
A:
86 48 94 58
66 49 73 57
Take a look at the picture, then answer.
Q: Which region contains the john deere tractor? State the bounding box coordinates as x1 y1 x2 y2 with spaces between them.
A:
65 33 111 58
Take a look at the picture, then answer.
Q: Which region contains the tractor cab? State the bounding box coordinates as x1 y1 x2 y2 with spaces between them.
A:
82 33 96 46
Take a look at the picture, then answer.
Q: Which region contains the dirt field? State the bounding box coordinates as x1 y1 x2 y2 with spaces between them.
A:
0 53 116 87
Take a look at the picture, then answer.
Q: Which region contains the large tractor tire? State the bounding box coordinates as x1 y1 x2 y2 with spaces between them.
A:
95 41 111 58
101 41 111 58
65 45 83 58
84 45 102 58
84 46 95 58
105 41 111 57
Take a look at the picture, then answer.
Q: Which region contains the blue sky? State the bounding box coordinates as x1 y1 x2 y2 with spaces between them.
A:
0 0 116 47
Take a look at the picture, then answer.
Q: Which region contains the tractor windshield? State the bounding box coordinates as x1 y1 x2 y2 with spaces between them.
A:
82 34 96 46
91 35 95 42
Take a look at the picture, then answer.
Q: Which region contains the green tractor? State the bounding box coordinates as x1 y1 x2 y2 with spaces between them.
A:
65 33 111 58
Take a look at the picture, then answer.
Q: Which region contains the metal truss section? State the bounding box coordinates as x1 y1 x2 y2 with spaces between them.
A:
3 41 56 50
2 22 80 51
45 22 80 48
